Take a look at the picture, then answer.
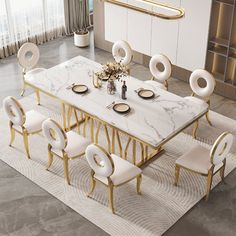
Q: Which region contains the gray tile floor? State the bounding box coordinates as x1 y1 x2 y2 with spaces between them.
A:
0 34 236 235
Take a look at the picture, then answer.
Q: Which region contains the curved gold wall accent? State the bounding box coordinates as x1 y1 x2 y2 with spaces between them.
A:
104 0 185 20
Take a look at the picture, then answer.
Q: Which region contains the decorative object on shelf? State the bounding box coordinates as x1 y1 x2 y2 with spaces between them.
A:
95 61 129 94
104 0 185 20
121 80 127 99
74 0 90 47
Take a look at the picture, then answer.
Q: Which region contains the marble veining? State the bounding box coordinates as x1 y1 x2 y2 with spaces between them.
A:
25 56 208 148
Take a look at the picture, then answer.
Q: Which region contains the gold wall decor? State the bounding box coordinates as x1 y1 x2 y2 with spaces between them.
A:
104 0 185 20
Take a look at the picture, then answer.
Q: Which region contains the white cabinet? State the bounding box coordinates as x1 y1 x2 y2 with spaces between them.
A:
151 0 180 64
176 0 212 71
127 0 152 55
104 0 212 72
104 1 128 42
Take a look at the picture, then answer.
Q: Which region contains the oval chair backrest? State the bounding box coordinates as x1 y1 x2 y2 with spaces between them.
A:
42 119 67 150
149 54 172 82
86 144 114 178
112 40 133 66
210 132 234 166
3 96 26 126
189 69 215 98
17 42 40 70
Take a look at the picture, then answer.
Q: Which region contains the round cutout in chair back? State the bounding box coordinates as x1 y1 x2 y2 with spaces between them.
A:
86 144 114 177
149 54 171 82
42 119 67 150
3 96 25 126
112 40 132 66
210 132 233 165
189 69 215 98
17 42 40 69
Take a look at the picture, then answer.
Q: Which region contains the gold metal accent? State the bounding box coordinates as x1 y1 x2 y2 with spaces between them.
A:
124 137 131 160
35 89 40 105
192 120 199 139
210 132 230 164
105 0 185 20
87 144 142 214
116 130 122 158
174 132 229 200
92 71 102 88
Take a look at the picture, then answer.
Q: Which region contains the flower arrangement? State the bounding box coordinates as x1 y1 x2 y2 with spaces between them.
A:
95 61 129 81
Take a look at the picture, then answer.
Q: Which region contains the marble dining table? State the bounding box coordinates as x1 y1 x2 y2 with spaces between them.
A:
25 56 208 165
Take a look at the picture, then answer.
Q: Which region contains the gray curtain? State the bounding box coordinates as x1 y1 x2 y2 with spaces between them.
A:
64 0 90 35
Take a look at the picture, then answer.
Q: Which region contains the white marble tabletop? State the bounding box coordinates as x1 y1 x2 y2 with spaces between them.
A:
25 56 208 148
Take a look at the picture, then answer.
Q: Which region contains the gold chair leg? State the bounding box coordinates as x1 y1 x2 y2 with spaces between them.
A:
63 155 70 185
108 184 115 214
87 175 96 197
174 165 180 186
206 170 213 201
136 174 142 194
46 150 54 170
220 159 226 182
192 120 199 139
205 111 212 126
9 127 15 147
21 83 26 97
35 89 40 105
22 131 30 159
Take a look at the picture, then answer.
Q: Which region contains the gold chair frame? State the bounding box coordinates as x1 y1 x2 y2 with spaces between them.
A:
174 132 229 201
46 119 87 185
8 98 41 159
191 93 212 139
87 144 142 214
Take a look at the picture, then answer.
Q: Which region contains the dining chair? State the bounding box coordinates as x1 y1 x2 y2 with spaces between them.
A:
145 54 172 91
185 69 216 138
86 144 142 214
3 96 47 159
42 118 91 185
112 40 133 68
174 132 233 201
17 42 46 104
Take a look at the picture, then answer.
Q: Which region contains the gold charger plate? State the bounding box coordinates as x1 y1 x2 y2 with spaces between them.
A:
138 89 155 99
72 84 88 94
113 103 130 114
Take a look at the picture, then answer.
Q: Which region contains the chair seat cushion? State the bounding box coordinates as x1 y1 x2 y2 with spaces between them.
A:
145 80 167 90
24 67 46 79
52 131 90 158
13 110 46 133
94 154 142 186
184 96 209 109
176 145 223 175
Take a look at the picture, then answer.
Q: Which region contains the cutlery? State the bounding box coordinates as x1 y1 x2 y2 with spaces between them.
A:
134 87 144 93
66 83 75 89
152 95 160 101
106 101 115 109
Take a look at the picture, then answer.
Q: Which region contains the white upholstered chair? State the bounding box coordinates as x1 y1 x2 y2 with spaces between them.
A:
42 118 91 185
174 132 233 201
17 42 46 103
185 69 216 138
145 54 172 91
86 144 142 214
3 96 47 159
112 40 133 67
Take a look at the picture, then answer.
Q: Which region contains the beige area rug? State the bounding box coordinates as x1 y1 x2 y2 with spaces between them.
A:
0 94 236 236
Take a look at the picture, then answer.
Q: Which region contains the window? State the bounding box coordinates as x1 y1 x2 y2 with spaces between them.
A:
0 0 65 50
